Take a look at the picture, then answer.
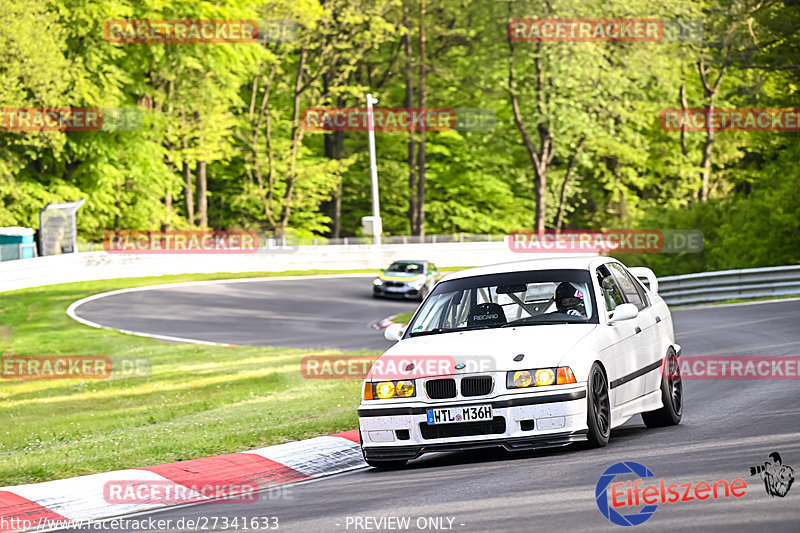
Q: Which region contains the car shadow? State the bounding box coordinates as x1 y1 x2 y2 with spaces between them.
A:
364 421 651 472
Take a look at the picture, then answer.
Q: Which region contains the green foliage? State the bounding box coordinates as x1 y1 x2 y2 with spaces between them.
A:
0 0 797 271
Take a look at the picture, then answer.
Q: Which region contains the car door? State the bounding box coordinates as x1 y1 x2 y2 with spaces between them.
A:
608 263 662 397
596 264 646 407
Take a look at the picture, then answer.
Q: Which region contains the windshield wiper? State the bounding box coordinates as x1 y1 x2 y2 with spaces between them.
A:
409 325 493 337
409 328 444 337
500 320 571 327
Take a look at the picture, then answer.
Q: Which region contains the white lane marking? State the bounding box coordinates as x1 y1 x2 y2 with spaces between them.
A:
65 274 374 346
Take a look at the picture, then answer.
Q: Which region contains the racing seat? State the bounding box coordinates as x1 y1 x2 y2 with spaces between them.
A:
467 302 507 327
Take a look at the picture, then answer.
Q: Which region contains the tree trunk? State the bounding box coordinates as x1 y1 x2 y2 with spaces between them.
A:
323 113 345 238
247 69 277 229
697 59 727 203
699 115 715 203
183 159 194 222
679 82 689 157
333 181 342 239
403 4 418 235
180 106 194 222
279 47 307 236
196 160 207 227
507 36 553 231
555 136 585 231
322 67 345 239
163 189 172 232
416 0 427 238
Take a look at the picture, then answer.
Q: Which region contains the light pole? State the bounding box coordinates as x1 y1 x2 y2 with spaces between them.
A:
366 93 382 245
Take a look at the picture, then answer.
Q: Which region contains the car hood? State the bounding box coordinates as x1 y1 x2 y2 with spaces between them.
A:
378 271 423 281
370 324 596 379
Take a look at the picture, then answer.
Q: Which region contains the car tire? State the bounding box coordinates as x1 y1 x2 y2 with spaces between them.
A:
364 458 408 469
642 348 683 428
419 286 429 301
586 362 611 447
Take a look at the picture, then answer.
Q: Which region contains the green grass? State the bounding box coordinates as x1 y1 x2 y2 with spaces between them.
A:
711 294 800 306
0 269 384 486
392 312 415 324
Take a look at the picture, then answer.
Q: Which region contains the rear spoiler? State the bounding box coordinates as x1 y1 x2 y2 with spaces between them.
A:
629 267 658 294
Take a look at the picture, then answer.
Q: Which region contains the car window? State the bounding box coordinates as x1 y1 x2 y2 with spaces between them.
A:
406 269 597 337
626 271 650 308
608 263 646 311
386 262 423 273
597 265 625 312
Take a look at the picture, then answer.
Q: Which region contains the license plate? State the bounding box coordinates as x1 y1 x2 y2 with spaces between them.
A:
385 285 406 292
426 405 492 425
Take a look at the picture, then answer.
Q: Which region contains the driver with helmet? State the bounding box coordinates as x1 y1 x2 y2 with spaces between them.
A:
555 282 586 317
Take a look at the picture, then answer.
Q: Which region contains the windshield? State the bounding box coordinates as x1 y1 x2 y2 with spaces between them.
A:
406 269 597 337
386 262 424 274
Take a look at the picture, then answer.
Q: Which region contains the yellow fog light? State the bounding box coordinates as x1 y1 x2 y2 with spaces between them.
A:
376 381 396 399
396 380 415 397
534 368 556 386
513 370 532 388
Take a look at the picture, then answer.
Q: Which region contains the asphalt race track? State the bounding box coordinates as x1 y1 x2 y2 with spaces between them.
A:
72 275 418 351
65 279 800 533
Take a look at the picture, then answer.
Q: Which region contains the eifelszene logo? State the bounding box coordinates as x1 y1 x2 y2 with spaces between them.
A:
597 454 794 526
595 461 748 527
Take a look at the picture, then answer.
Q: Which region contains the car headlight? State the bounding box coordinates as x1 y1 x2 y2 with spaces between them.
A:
507 367 576 388
376 381 395 399
396 380 415 397
373 278 384 286
362 380 416 400
409 276 426 290
512 370 532 388
535 368 555 386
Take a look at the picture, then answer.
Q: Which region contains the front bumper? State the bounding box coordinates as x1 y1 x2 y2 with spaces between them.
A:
373 284 421 299
358 387 588 461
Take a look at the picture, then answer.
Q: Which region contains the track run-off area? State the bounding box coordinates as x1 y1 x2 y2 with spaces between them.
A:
65 276 800 533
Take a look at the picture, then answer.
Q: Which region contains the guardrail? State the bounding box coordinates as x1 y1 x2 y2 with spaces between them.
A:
656 265 800 306
2 241 797 307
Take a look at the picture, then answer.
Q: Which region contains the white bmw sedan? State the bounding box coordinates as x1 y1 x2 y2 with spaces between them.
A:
358 257 682 468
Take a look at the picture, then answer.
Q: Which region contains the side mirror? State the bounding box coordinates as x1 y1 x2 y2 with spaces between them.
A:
609 303 638 324
384 323 405 342
380 268 385 273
